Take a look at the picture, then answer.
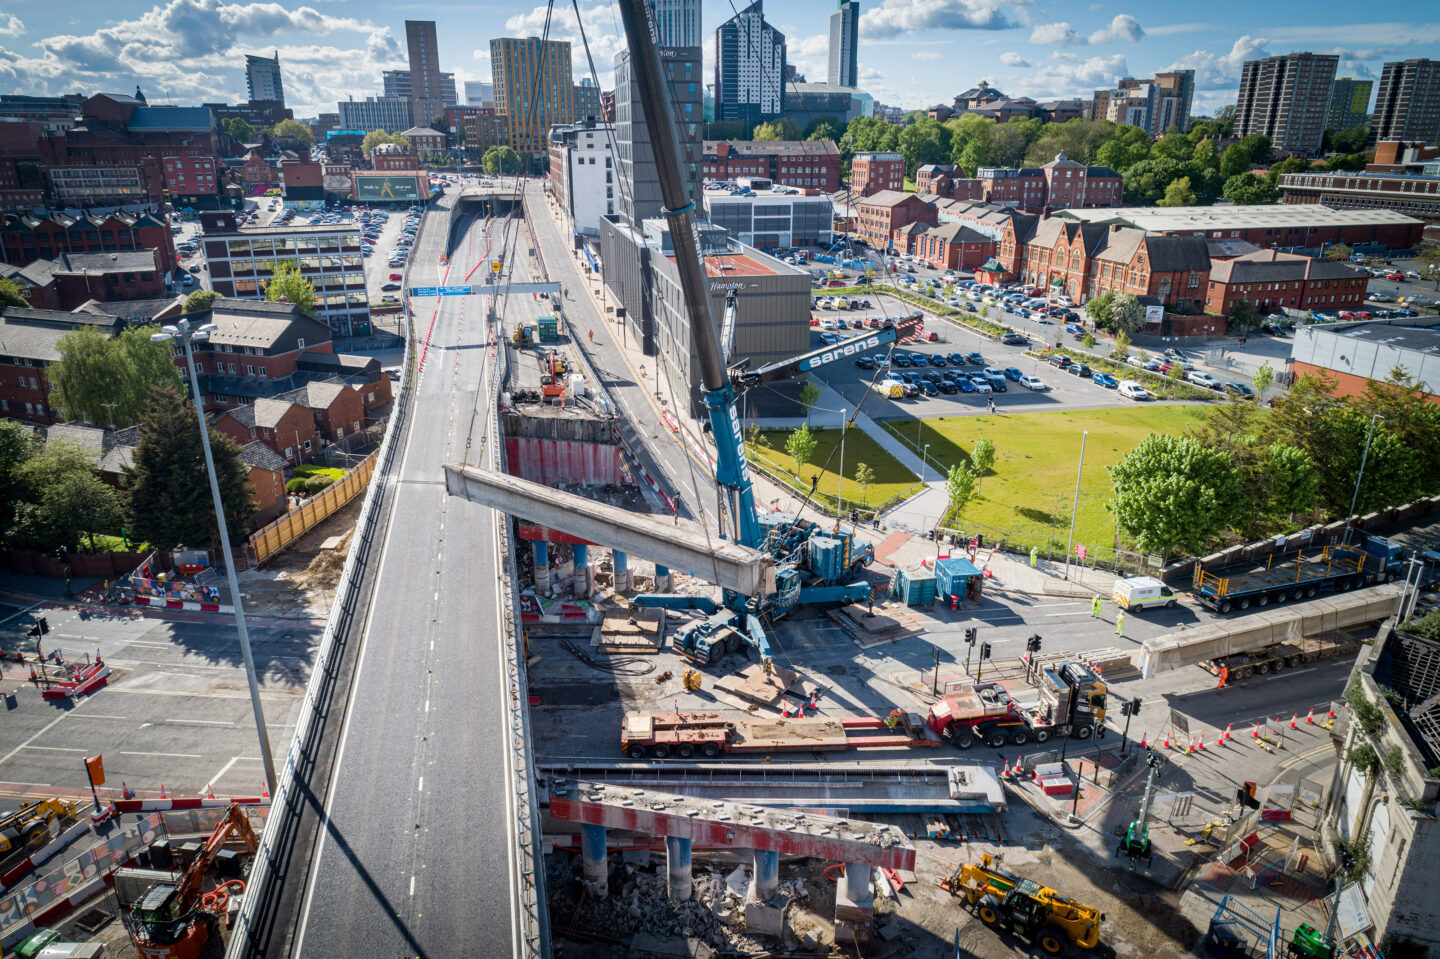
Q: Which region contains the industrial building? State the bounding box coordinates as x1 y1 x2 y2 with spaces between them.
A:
1056 204 1426 254
702 182 834 248
1288 317 1440 401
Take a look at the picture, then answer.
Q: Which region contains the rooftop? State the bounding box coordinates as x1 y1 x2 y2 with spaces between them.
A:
856 190 926 208
1210 249 1367 283
1307 319 1440 356
1057 204 1424 232
698 253 776 277
56 250 159 274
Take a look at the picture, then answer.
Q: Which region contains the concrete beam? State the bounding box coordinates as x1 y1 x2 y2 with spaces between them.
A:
1139 582 1404 677
444 464 775 598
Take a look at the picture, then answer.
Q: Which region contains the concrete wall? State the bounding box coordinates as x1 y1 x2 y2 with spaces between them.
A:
500 410 629 487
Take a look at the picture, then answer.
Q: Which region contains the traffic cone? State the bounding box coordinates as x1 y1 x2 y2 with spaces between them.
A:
780 703 790 718
1162 731 1171 749
1197 733 1206 751
1013 757 1023 778
1216 729 1226 747
121 781 130 800
206 783 216 799
1185 736 1195 755
1289 713 1298 729
1252 722 1261 739
1001 759 1010 778
262 780 270 800
1138 731 1148 749
160 784 167 799
1222 723 1233 742
1305 707 1315 724
1327 705 1338 720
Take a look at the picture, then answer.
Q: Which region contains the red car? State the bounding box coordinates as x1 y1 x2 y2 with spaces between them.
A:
1385 272 1404 280
1338 311 1358 319
389 272 403 280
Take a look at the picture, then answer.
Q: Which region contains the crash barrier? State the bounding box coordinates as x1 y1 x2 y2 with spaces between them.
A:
224 202 424 959
248 449 377 565
1140 583 1403 677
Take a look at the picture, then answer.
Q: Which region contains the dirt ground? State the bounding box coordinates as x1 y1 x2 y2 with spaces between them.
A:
547 800 1199 959
236 496 364 619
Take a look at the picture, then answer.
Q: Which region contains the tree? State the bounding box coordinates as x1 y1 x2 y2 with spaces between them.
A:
268 118 314 148
1229 299 1259 333
1122 156 1188 205
184 289 218 313
14 441 121 552
363 130 410 156
0 420 34 544
798 378 820 425
752 119 799 141
786 423 817 473
1094 125 1151 173
1191 138 1219 172
1157 175 1197 207
944 464 977 526
897 117 951 173
1112 329 1132 360
264 260 318 317
1258 442 1319 523
1325 243 1354 261
1110 293 1147 333
127 383 256 548
1237 134 1272 164
1264 155 1311 186
1219 142 1251 179
1253 362 1275 400
1086 291 1116 331
854 461 875 507
805 117 844 142
0 275 28 308
482 145 524 174
1361 367 1440 488
1419 262 1440 291
1324 124 1371 155
1223 172 1280 205
970 436 995 487
1106 433 1242 556
221 117 255 142
49 325 183 428
1081 331 1096 350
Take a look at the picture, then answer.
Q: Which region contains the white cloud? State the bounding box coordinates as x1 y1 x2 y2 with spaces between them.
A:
1265 22 1440 46
0 12 22 37
1167 34 1269 90
1147 22 1213 37
1022 53 1130 97
1088 2 1103 9
912 51 943 61
861 0 1031 39
1030 14 1143 47
789 33 829 58
1000 51 1031 67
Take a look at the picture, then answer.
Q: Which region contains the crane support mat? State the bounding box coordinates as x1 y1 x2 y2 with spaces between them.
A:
594 608 666 654
713 663 816 707
828 603 926 648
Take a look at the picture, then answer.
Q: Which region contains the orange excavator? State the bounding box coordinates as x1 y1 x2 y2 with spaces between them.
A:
128 803 260 959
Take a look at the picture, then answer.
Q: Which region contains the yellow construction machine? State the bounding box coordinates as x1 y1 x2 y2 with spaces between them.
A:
0 798 80 855
940 853 1104 955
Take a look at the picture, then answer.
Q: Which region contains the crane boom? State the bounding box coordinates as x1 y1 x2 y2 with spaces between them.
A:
734 310 924 388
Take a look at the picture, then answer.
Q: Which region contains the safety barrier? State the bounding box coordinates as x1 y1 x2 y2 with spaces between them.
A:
248 449 378 565
223 199 426 958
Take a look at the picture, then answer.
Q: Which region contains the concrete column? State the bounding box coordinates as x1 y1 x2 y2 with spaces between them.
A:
842 863 872 906
751 848 779 901
834 861 875 947
533 541 550 591
665 835 693 902
612 550 632 592
654 563 672 592
580 823 608 899
572 544 590 595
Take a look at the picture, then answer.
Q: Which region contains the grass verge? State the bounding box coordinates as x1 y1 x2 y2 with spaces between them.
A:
746 427 921 512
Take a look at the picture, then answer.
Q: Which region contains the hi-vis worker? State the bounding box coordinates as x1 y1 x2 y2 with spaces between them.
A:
1091 594 1103 618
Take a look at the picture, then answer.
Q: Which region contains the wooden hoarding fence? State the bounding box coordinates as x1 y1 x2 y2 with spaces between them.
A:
250 450 379 565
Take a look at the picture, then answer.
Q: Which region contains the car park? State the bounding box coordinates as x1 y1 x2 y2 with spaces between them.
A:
1092 372 1118 388
1019 374 1047 391
1118 380 1151 401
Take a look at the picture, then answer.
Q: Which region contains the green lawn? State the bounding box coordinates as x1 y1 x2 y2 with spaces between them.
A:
746 427 920 511
292 465 346 481
889 406 1207 548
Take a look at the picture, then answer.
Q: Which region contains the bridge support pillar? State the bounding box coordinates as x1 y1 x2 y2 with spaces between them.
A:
666 835 693 902
751 848 779 901
572 543 591 596
834 862 874 947
580 823 608 899
533 541 550 591
612 550 631 592
654 563 671 592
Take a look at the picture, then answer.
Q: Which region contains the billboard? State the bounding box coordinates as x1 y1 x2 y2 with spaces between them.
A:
354 174 422 202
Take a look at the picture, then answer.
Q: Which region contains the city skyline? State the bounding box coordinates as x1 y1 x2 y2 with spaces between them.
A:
0 1 1437 120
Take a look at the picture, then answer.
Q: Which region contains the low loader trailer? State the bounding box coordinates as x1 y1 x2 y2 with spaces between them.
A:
1198 633 1358 682
1193 533 1403 614
620 710 943 760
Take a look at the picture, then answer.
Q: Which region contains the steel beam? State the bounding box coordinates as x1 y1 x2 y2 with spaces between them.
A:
443 464 775 598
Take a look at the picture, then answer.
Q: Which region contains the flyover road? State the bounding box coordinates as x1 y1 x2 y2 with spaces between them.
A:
292 201 523 956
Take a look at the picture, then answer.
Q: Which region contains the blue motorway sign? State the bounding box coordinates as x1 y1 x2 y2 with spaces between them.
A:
408 285 473 297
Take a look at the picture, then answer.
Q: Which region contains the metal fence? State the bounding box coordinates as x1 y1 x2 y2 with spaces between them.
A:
248 449 378 565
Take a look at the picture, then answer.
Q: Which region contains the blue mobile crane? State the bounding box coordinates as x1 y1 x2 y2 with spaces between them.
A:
616 0 923 666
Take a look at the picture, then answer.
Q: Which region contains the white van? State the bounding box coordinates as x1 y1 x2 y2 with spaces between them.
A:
873 379 904 399
1112 576 1178 611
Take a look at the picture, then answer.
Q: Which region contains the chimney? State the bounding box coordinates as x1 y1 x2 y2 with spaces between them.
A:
1111 223 1123 233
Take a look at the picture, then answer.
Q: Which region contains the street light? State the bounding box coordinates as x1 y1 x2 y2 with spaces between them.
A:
921 443 930 485
1343 412 1384 545
152 319 278 796
837 408 847 517
1063 430 1089 582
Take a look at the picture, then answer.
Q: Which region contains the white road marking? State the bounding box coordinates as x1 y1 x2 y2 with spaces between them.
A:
424 699 429 713
166 719 235 726
63 713 130 720
418 776 423 792
409 876 416 896
0 710 79 767
121 751 203 759
21 745 86 752
206 756 242 792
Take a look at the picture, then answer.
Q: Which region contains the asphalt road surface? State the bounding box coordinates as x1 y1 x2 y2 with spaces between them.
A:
293 198 522 957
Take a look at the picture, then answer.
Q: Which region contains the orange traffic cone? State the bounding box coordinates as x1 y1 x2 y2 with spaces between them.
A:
160 783 167 799
1162 731 1171 749
1186 736 1195 754
1001 759 1010 778
121 781 130 800
1289 713 1298 729
262 780 270 800
1252 722 1261 739
1138 731 1148 749
1197 733 1206 751
206 783 216 799
1327 705 1337 720
1305 707 1315 724
1222 723 1233 742
1014 757 1023 777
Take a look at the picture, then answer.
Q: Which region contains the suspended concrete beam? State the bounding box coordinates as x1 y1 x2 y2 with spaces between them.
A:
443 464 776 598
1139 582 1403 677
547 778 915 871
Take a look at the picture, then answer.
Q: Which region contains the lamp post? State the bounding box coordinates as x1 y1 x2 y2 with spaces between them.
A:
1063 430 1088 582
837 409 847 517
921 443 930 486
1343 413 1383 545
152 319 277 796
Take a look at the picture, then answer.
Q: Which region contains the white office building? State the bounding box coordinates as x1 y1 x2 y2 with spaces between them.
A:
337 96 414 133
550 120 618 238
464 81 494 108
703 184 834 248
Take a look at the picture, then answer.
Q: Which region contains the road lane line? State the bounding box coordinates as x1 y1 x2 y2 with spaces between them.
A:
166 719 235 726
418 776 423 792
0 710 77 767
206 756 241 792
21 745 86 752
63 714 130 720
122 751 203 759
409 876 415 896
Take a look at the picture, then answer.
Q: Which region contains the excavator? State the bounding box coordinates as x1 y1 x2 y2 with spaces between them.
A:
128 803 260 959
0 798 79 856
940 853 1104 955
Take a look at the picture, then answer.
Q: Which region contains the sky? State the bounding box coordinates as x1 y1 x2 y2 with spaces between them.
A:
0 0 1437 121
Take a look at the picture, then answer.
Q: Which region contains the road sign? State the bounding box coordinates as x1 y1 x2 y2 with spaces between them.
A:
492 260 503 273
408 285 472 297
410 286 439 296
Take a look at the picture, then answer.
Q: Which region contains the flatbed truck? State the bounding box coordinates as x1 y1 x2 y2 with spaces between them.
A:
1198 634 1359 682
620 710 943 759
1193 533 1404 614
927 663 1108 749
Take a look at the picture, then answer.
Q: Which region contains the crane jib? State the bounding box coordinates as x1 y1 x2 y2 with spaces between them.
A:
798 335 883 371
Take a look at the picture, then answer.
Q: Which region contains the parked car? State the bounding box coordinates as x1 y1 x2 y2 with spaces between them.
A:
820 333 840 345
969 376 992 394
937 379 958 394
1067 363 1092 378
1019 374 1047 391
1001 332 1028 346
1187 370 1222 390
893 354 913 367
946 352 966 365
1049 354 1072 369
1223 382 1255 399
1092 372 1118 388
1118 380 1151 401
854 356 875 370
381 282 401 291
965 352 985 365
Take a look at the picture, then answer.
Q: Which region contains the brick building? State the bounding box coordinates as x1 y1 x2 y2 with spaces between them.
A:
1002 218 1211 309
401 125 446 158
239 151 277 191
0 211 176 273
1205 250 1369 315
162 154 222 201
968 155 1123 214
0 121 50 208
850 151 903 197
237 441 289 528
213 397 318 465
1055 205 1426 254
900 222 995 271
273 380 365 442
701 140 841 192
0 308 129 424
854 190 934 247
0 262 59 309
1279 169 1440 223
51 251 166 308
914 164 983 201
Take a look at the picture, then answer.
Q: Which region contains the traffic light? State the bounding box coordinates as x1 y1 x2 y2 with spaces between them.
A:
980 641 992 660
1026 635 1042 653
38 616 48 635
965 627 977 646
27 624 40 639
